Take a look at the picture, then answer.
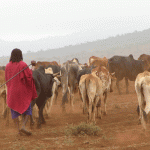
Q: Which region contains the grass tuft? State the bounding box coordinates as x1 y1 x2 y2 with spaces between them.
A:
64 122 101 136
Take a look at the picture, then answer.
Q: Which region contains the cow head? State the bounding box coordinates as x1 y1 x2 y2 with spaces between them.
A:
45 67 53 74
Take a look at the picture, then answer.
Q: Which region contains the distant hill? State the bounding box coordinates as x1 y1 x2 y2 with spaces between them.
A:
1 28 150 66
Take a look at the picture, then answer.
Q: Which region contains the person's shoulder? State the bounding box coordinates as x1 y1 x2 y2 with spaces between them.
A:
5 62 11 68
19 61 27 67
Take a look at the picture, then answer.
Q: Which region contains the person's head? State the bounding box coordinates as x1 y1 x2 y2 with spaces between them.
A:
9 48 23 62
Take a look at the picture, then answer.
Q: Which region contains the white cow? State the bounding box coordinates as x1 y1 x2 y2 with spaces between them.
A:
135 71 150 130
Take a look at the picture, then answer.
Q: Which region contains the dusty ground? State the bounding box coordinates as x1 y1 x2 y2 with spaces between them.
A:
1 80 150 150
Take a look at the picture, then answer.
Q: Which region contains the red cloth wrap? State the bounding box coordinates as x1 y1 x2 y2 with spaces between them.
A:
5 61 37 114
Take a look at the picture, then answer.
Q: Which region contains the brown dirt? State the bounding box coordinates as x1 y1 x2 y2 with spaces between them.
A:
1 80 150 150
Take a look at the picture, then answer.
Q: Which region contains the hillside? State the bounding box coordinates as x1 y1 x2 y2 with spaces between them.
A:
1 28 150 66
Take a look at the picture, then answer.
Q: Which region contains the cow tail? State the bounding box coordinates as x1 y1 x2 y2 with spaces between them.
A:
85 77 90 102
62 89 68 105
85 78 95 112
85 77 89 94
62 63 69 105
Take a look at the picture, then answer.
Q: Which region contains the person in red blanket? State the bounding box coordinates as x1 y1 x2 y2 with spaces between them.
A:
5 48 37 136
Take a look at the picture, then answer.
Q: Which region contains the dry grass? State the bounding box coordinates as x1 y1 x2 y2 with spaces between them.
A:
64 122 101 136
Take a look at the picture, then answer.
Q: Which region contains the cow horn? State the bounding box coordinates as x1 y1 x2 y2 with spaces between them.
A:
56 75 62 78
111 72 115 76
53 72 60 76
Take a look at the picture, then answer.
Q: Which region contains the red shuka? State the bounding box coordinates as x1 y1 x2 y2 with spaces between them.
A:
5 61 37 114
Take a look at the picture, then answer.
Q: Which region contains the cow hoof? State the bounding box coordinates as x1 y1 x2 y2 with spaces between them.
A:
41 121 46 124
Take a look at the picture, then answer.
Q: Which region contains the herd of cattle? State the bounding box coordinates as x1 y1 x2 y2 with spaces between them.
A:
0 53 150 129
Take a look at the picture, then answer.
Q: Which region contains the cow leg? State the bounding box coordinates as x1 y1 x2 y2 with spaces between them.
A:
68 87 71 104
1 90 10 126
96 99 102 119
70 86 75 111
1 89 7 117
3 106 10 126
88 97 93 123
54 90 58 105
103 91 107 115
48 81 58 113
62 86 68 112
44 99 50 118
125 77 129 94
37 102 46 128
33 104 39 119
82 91 87 114
116 79 122 95
136 90 147 129
46 82 58 116
110 78 113 92
5 106 10 126
86 99 90 123
92 97 99 124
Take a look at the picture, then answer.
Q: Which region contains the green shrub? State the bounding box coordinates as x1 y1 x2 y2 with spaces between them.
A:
64 122 101 136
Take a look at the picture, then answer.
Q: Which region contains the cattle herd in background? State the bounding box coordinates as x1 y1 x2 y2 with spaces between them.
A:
0 53 150 130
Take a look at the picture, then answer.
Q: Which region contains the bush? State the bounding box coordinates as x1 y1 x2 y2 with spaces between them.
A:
64 122 101 136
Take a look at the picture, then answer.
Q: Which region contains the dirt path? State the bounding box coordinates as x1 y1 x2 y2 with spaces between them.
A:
1 80 150 150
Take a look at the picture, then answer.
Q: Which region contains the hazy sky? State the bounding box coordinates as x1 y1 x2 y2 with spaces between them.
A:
0 0 150 42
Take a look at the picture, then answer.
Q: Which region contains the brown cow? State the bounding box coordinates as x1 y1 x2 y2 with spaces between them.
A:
88 56 99 66
79 74 103 123
138 54 150 71
35 61 59 69
88 56 108 69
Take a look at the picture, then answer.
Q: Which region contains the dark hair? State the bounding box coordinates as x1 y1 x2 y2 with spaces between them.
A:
9 48 23 62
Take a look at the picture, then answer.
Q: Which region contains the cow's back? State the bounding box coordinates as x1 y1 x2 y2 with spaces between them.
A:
108 55 144 81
